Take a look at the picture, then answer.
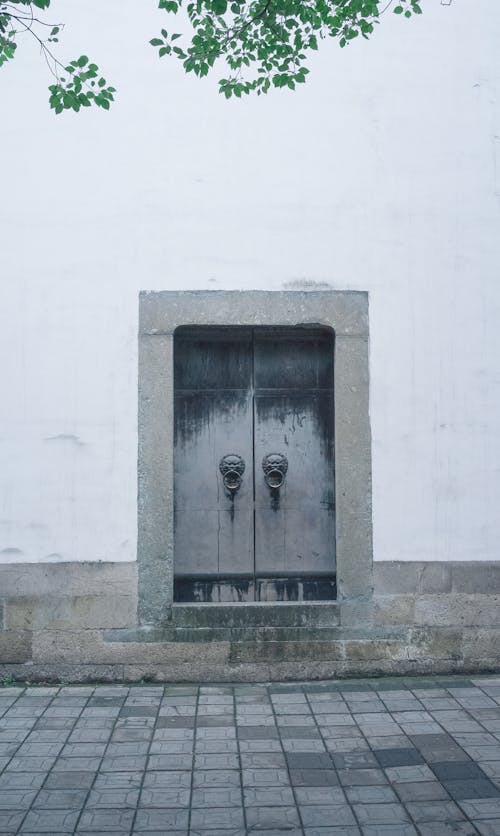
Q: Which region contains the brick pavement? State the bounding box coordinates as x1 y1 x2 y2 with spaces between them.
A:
1 675 500 834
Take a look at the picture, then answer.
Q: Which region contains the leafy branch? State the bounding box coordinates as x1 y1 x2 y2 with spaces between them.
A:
0 0 115 112
150 0 423 98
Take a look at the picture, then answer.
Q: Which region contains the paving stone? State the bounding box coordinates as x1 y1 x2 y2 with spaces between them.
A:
280 726 321 738
191 787 241 807
102 756 148 771
431 761 489 781
332 752 378 770
286 752 333 769
86 788 141 808
291 769 339 786
44 770 96 789
0 789 37 809
472 821 500 835
345 785 398 804
417 824 479 835
189 806 245 829
20 809 80 832
238 738 282 752
394 780 450 801
338 769 387 787
384 764 436 783
138 786 190 808
192 769 241 787
444 780 500 800
360 827 418 835
240 752 286 768
353 802 410 824
76 807 137 831
0 772 45 790
243 785 295 805
372 747 424 768
282 738 327 752
0 810 26 831
245 805 300 828
460 800 500 819
304 828 361 836
194 753 239 769
242 767 290 786
295 786 347 805
300 803 357 827
405 800 466 822
33 788 88 808
94 772 143 789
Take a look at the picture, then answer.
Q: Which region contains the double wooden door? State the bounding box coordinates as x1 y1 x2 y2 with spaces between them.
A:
173 326 336 602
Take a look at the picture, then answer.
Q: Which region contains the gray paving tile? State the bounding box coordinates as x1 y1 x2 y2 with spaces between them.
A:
394 780 450 801
300 803 357 827
405 800 466 822
0 810 26 832
304 828 360 836
472 821 500 835
332 752 378 770
417 824 479 835
338 769 387 787
242 767 290 786
20 809 80 832
76 807 137 831
460 800 500 819
345 785 398 804
373 747 424 768
44 770 96 789
291 768 339 787
240 752 286 768
192 769 241 787
0 789 36 809
86 788 141 807
189 806 245 829
191 787 241 807
33 788 87 808
353 802 410 824
246 805 300 828
138 787 190 807
295 786 347 804
360 827 417 836
244 785 295 805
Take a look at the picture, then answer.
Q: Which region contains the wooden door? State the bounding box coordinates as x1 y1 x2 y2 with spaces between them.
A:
173 326 335 602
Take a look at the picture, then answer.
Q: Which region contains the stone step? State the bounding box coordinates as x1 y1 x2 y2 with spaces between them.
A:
170 602 341 629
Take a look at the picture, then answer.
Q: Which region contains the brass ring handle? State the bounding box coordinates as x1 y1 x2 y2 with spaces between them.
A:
262 453 288 491
219 454 245 495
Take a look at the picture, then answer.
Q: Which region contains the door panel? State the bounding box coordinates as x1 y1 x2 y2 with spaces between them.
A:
254 393 335 576
174 329 254 579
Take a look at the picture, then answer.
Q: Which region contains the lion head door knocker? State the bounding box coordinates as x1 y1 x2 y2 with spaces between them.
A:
219 454 245 496
262 453 288 496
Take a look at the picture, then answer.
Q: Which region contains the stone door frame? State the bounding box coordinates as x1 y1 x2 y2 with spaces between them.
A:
138 290 372 626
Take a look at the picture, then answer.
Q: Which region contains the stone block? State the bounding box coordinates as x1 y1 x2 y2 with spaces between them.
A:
408 627 463 662
340 599 374 628
374 596 415 626
452 562 500 593
5 598 35 630
28 594 137 630
375 562 454 595
0 630 32 663
0 561 137 598
414 594 500 627
344 640 409 662
32 629 230 666
229 640 345 664
462 628 500 663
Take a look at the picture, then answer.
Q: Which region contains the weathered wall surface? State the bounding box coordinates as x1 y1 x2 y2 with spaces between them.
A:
1 562 500 682
1 1 500 567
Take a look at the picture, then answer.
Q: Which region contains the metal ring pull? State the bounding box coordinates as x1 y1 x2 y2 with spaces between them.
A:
219 454 245 495
262 453 288 491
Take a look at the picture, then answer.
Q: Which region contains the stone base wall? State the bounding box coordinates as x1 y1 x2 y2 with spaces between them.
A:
1 561 500 682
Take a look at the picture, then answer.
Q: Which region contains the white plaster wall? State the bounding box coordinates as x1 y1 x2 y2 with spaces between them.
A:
1 0 499 564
